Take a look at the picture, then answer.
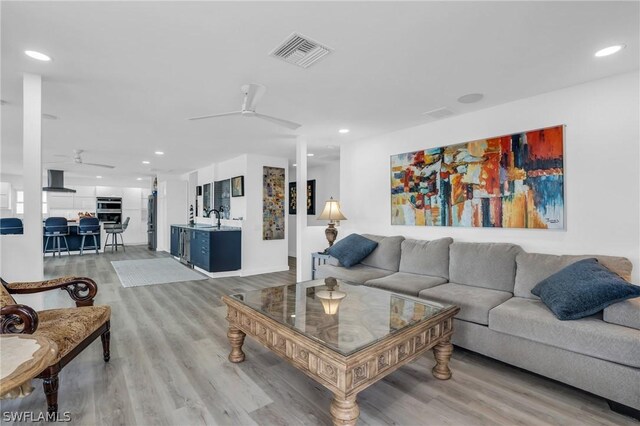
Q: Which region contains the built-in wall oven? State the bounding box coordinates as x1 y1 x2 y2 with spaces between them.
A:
96 197 122 223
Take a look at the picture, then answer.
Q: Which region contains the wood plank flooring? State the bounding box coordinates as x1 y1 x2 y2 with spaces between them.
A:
2 246 636 425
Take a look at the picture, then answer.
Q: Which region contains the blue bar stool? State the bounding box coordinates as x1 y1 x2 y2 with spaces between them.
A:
44 217 71 256
0 218 23 235
78 217 100 255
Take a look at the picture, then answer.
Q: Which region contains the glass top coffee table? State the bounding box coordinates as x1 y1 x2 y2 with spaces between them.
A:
222 278 460 426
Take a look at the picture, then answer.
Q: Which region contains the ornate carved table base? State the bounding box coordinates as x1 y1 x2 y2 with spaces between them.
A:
223 296 459 426
330 394 360 426
432 339 453 380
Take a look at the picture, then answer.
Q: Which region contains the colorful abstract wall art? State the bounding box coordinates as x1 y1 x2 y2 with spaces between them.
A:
263 166 286 240
390 125 564 229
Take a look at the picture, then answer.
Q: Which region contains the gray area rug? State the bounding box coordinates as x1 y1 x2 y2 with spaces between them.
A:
111 258 207 288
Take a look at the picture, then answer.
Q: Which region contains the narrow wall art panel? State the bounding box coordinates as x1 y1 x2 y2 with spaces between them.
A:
390 125 564 229
263 166 286 240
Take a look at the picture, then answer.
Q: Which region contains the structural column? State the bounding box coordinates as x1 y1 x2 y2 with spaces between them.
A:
295 136 307 283
23 73 45 281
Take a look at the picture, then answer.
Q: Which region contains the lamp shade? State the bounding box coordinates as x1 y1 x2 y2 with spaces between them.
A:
316 290 347 315
317 197 347 221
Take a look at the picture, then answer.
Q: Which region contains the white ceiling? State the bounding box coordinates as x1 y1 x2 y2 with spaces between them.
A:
1 1 638 186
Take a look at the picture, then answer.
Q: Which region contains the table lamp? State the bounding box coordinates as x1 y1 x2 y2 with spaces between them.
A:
317 197 347 249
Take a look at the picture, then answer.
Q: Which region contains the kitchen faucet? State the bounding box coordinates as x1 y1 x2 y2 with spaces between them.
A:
204 206 224 229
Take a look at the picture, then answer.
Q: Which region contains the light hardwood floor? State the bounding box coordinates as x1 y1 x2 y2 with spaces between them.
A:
2 246 636 425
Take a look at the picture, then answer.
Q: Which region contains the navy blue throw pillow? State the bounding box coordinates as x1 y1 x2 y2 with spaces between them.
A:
531 258 640 320
327 234 378 268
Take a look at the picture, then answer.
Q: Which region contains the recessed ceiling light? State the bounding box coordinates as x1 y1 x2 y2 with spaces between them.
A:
96 175 102 179
293 163 297 167
594 45 625 57
24 50 52 61
307 153 314 157
154 151 164 155
136 177 143 181
457 93 484 104
142 160 150 164
338 129 350 134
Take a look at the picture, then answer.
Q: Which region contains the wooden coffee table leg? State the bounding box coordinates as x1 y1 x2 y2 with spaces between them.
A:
432 338 453 380
227 326 246 363
330 394 359 426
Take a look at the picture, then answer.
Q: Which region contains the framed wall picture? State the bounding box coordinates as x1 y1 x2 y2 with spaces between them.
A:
289 180 316 215
390 125 564 229
231 175 244 197
263 166 285 240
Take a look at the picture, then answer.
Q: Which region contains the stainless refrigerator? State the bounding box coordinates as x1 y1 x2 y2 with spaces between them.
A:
147 195 157 250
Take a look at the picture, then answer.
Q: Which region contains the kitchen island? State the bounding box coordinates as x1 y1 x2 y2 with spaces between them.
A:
42 222 101 254
170 224 241 272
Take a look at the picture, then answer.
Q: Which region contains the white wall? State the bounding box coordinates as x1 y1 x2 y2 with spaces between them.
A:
340 71 640 282
241 154 289 276
288 161 341 257
156 179 188 252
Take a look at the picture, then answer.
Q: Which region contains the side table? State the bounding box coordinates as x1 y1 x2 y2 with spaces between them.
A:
1 335 58 399
311 252 332 279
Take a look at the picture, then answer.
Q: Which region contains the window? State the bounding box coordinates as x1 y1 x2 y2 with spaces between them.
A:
16 191 24 215
15 191 48 215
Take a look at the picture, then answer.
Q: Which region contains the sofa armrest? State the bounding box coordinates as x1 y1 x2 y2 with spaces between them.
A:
2 276 97 307
603 298 640 330
0 304 39 334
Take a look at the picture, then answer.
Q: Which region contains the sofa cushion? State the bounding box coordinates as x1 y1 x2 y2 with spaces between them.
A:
315 264 393 284
489 297 640 368
531 259 640 320
418 283 512 325
360 234 404 272
449 242 522 292
515 252 633 299
365 272 447 297
399 238 452 279
604 298 640 330
326 234 378 268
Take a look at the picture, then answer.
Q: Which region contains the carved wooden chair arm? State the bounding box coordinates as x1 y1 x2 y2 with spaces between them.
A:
0 304 39 334
1 276 98 307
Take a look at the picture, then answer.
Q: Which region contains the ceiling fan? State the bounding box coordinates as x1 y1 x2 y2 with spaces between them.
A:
46 149 115 169
188 83 302 130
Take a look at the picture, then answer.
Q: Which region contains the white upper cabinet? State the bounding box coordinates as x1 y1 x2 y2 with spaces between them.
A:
96 186 123 197
122 187 141 209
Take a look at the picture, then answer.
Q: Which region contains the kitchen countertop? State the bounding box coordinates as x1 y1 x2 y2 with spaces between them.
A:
172 224 241 232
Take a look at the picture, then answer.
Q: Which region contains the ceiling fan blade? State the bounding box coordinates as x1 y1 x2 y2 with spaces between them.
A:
53 154 71 158
187 111 242 121
243 84 267 111
253 113 301 130
80 162 116 169
44 160 71 164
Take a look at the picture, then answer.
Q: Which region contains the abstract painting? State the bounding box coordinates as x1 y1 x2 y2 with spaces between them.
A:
391 125 564 229
263 166 285 240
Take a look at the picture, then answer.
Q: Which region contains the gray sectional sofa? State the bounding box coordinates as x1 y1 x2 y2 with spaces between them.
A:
315 234 640 414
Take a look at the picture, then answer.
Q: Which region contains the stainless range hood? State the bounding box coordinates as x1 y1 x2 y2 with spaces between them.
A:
43 170 76 193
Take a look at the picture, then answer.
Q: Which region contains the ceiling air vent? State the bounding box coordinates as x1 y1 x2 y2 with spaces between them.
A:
423 107 455 120
269 32 332 69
